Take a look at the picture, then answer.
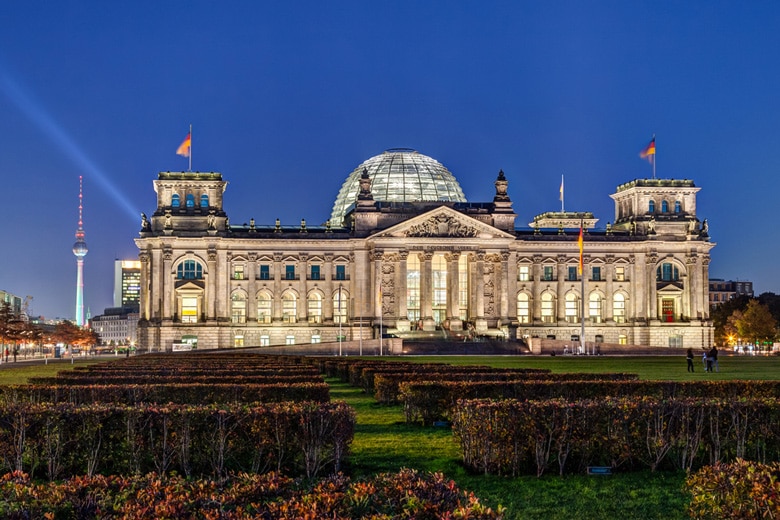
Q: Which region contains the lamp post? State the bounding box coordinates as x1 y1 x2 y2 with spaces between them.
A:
338 283 343 356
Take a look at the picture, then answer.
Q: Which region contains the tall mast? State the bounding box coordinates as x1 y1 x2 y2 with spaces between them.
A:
72 176 88 326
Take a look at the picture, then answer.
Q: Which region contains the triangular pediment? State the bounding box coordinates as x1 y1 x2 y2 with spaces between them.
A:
371 206 515 239
657 282 684 293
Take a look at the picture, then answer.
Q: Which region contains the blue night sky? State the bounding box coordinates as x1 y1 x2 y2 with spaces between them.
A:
0 1 778 320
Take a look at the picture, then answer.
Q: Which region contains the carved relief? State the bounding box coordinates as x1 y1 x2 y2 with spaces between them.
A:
381 261 395 318
405 214 479 238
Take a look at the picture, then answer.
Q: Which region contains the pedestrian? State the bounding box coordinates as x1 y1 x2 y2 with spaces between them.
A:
686 348 694 372
701 350 707 370
710 345 719 372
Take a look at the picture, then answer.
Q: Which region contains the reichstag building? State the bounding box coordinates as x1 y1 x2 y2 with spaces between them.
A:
135 148 714 351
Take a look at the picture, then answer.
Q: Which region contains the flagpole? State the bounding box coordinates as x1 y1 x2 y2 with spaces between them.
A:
188 124 192 172
579 220 586 355
560 174 564 213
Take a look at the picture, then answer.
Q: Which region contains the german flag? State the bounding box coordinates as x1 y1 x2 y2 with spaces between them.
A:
639 137 656 161
176 133 191 157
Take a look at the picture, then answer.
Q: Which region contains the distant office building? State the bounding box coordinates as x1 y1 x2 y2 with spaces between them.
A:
135 148 715 351
709 279 754 307
114 260 141 308
90 306 139 346
0 290 23 315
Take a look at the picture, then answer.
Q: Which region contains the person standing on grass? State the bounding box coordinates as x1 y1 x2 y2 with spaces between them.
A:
702 349 708 370
686 348 695 372
710 345 719 372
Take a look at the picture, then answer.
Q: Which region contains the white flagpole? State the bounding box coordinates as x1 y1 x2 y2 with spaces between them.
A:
188 124 192 172
560 174 564 213
652 136 656 179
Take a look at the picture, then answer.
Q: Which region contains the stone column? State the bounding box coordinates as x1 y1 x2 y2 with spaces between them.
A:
215 249 228 319
421 251 435 330
446 252 462 331
298 253 308 322
532 255 542 322
556 255 567 322
247 253 257 321
604 256 614 321
474 251 486 331
396 251 410 331
162 247 173 320
499 251 510 325
139 251 151 321
323 254 333 321
273 252 283 321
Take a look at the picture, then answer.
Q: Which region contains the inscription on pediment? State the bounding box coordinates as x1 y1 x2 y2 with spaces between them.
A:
404 214 479 238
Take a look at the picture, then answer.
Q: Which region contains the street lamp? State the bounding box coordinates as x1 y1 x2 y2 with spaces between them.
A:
338 283 343 356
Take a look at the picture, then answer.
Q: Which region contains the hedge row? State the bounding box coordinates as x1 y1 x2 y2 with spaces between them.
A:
0 401 354 480
0 382 330 405
452 397 780 476
686 459 780 519
0 468 503 519
30 374 324 386
400 377 646 424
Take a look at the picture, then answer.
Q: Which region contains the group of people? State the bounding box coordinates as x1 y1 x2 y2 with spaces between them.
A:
686 346 719 373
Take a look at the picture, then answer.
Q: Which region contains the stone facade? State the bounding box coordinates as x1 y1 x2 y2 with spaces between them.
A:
135 165 715 352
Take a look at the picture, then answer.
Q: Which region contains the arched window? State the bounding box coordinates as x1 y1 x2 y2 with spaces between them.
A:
282 293 297 323
231 292 246 324
589 293 602 323
257 293 272 324
565 292 579 323
674 200 682 213
661 200 669 213
185 194 195 208
648 200 655 213
307 293 322 324
517 293 531 324
177 260 203 280
613 293 626 323
333 289 348 324
200 194 209 207
171 193 181 208
541 293 555 323
657 263 679 281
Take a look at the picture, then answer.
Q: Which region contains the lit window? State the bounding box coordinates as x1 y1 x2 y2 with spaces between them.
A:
589 293 602 323
613 293 626 323
231 293 246 324
615 266 625 281
182 297 198 323
311 335 321 344
257 293 272 324
233 265 244 280
518 265 530 282
308 293 322 323
517 293 530 324
259 335 270 347
543 266 554 281
565 293 579 323
541 293 555 323
282 293 297 323
233 333 244 347
334 289 348 324
285 335 295 345
406 255 420 323
618 334 627 345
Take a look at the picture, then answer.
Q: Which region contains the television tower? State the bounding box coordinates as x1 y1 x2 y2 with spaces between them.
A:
72 176 88 326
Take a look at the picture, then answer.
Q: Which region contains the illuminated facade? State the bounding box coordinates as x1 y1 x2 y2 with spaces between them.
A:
135 149 715 351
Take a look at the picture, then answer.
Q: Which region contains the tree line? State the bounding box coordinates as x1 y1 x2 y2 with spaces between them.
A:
711 292 780 348
0 302 99 356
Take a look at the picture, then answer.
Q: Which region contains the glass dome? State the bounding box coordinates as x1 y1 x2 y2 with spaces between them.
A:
330 149 467 225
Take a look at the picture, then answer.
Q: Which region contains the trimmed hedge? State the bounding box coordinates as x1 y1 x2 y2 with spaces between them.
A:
686 459 780 519
0 401 354 480
0 382 330 405
452 397 780 476
0 468 504 519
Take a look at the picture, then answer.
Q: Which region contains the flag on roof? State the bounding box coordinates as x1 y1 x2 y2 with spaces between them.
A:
176 133 191 157
639 137 656 161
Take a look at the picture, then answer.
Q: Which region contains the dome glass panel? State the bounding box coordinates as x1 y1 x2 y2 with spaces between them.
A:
330 149 467 225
